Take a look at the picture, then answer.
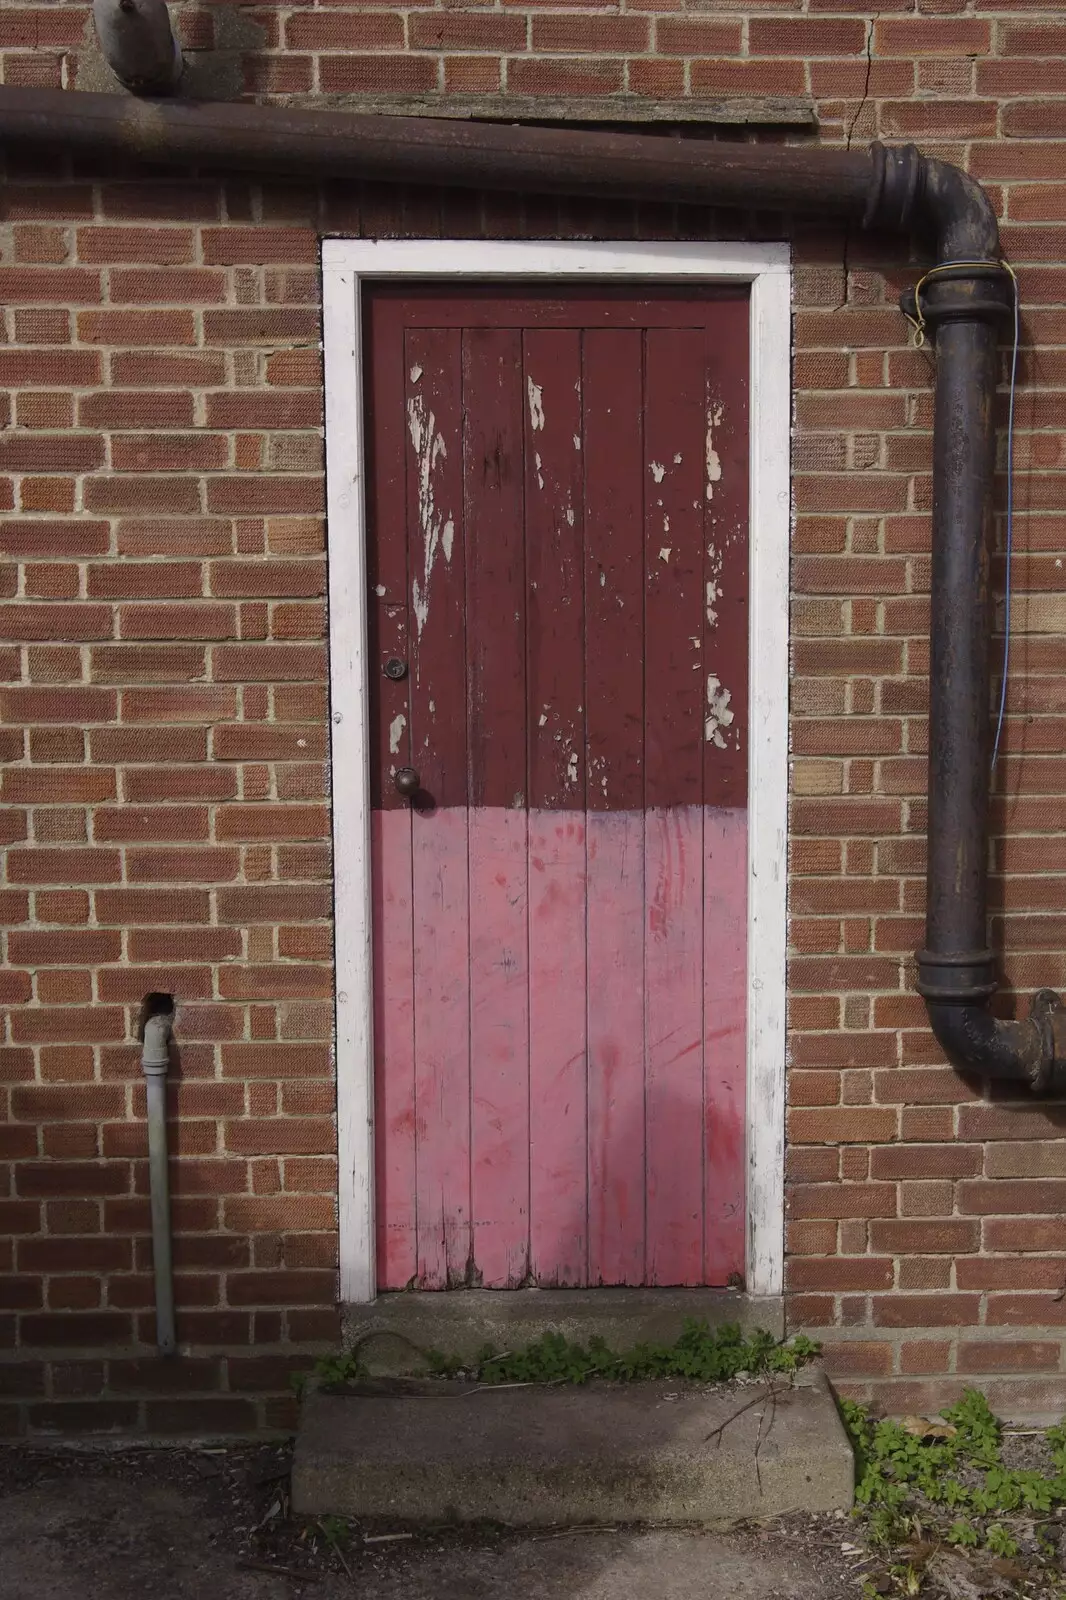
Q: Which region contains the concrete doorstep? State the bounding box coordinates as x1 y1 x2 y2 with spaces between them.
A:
291 1366 854 1526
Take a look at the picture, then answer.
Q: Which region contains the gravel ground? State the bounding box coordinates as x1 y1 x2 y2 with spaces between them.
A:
0 1440 873 1600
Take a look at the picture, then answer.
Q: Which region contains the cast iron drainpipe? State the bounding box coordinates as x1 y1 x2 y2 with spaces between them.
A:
0 90 1061 1091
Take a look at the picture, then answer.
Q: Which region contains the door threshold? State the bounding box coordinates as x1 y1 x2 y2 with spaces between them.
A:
342 1287 784 1373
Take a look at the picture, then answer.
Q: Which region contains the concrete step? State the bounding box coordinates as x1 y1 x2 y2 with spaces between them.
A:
342 1288 784 1377
291 1366 854 1526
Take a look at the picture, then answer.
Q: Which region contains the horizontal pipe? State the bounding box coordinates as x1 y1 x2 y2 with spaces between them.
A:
0 86 1059 1091
0 86 875 212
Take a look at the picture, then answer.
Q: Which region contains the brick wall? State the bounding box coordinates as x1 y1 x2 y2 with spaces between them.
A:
2 5 1066 1431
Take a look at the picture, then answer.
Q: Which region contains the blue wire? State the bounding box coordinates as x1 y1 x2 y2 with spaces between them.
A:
991 265 1020 775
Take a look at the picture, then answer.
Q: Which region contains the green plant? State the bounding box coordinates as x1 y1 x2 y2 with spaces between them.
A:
311 1319 820 1394
946 1519 979 1549
983 1523 1019 1559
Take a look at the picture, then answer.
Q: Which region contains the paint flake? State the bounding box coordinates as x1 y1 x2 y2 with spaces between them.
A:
705 404 724 500
534 451 544 491
527 377 545 432
375 583 387 597
388 713 407 754
659 547 672 563
410 363 423 383
565 507 575 527
566 751 579 786
705 675 735 748
673 452 682 465
650 461 666 484
573 434 581 450
407 393 454 638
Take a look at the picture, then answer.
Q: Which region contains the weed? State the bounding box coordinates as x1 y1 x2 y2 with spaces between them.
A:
842 1386 1066 1589
308 1320 819 1394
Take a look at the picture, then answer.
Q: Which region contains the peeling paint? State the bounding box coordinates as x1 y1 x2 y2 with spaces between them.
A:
389 713 407 754
527 377 545 432
534 450 544 491
410 363 423 383
565 507 575 527
659 547 672 563
566 750 579 787
375 583 387 597
650 461 666 484
705 405 723 500
573 433 581 450
539 712 548 727
673 452 682 465
705 674 735 749
599 570 606 588
407 393 454 638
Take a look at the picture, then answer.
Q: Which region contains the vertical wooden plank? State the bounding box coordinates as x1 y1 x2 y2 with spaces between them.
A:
702 300 750 812
464 326 531 1288
525 327 588 1285
701 299 751 1285
583 327 647 1286
703 807 748 1284
372 806 416 1288
643 326 707 1286
406 326 471 1289
363 293 417 1291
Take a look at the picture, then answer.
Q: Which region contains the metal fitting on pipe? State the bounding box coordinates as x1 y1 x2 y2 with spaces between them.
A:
141 1002 176 1356
92 0 183 97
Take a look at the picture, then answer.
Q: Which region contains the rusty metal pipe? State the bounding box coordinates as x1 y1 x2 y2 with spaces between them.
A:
0 86 875 210
0 88 1059 1089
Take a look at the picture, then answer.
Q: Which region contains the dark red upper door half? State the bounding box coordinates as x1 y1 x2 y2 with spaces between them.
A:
364 284 750 1290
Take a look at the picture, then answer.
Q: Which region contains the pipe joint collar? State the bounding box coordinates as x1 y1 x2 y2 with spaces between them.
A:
141 1012 172 1074
905 262 1014 331
865 142 923 234
915 947 997 1004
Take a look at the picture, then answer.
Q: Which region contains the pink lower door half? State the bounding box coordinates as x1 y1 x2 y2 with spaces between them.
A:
365 286 750 1289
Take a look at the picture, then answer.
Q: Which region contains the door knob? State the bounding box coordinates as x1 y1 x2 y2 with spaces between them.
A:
394 766 420 799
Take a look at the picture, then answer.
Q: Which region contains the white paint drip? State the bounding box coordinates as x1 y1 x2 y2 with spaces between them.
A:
705 674 735 748
573 433 581 450
705 404 723 500
528 377 545 432
534 450 544 491
407 394 453 638
410 364 423 383
650 461 666 484
388 713 406 754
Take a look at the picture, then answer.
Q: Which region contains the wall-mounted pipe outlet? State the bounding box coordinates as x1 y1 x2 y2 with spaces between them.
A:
140 992 176 1357
92 0 183 97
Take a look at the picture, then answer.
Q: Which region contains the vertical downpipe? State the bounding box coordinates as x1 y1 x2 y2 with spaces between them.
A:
141 997 176 1356
924 314 1000 1001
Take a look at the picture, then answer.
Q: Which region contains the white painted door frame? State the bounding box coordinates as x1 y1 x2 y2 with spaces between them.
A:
322 239 791 1305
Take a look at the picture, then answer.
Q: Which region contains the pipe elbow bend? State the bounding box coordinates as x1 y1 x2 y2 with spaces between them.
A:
924 990 1066 1095
866 144 1001 264
920 157 1002 264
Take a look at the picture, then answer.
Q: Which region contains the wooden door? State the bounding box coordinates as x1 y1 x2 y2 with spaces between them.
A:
365 284 749 1291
